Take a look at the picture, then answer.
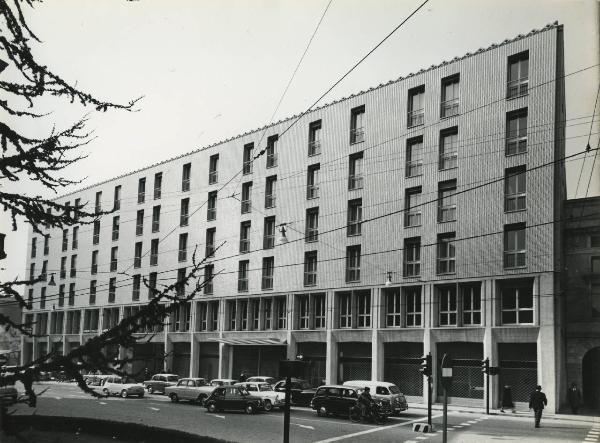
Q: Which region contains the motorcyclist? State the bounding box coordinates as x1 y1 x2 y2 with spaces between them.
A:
358 386 374 417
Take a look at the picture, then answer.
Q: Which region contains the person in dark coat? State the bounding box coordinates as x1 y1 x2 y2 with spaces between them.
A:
501 385 516 413
528 385 548 428
239 371 247 382
568 382 582 414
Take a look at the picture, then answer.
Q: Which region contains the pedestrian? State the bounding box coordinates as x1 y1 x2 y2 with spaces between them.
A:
239 371 247 382
501 385 516 413
568 382 582 414
528 385 548 428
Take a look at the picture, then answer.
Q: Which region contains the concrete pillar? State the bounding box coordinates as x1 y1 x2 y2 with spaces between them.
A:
190 339 200 378
218 343 229 378
371 287 383 381
536 274 557 412
287 331 297 360
228 345 234 378
325 330 338 385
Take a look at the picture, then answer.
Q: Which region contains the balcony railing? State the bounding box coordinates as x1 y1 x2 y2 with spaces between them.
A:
507 78 528 99
180 214 189 227
348 175 363 190
438 205 457 222
504 251 526 268
136 224 143 236
437 258 455 274
207 207 216 221
178 249 187 262
506 136 527 155
308 140 321 156
266 153 277 168
405 160 422 178
263 236 275 250
441 98 459 118
407 110 424 127
181 179 190 192
404 211 422 227
306 228 318 243
243 160 252 175
505 194 526 212
241 199 251 214
238 278 248 292
439 152 458 170
209 171 218 184
307 184 319 200
346 268 360 282
112 229 119 241
404 262 420 277
304 273 317 286
348 221 361 236
239 239 250 253
265 194 276 209
138 192 145 204
205 245 215 258
350 127 365 144
262 276 273 290
91 264 98 275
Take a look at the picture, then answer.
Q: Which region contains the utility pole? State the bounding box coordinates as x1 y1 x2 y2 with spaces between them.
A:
420 353 433 426
440 354 453 443
482 357 490 415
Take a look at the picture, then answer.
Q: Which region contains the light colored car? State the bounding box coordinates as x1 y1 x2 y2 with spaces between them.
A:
143 373 179 394
246 376 277 385
209 378 238 387
235 382 283 411
164 377 215 404
342 380 408 414
102 376 145 398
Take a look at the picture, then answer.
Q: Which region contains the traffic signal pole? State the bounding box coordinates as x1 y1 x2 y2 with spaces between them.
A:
482 358 490 415
420 353 433 427
427 374 432 426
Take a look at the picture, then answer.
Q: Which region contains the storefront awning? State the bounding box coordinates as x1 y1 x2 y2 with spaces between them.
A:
206 337 287 346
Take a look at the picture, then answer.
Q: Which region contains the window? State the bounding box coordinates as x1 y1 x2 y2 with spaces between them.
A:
89 280 97 305
93 220 100 245
462 284 481 325
277 297 287 329
266 135 278 168
441 75 460 117
439 286 457 326
501 284 533 324
251 300 260 330
339 293 352 328
404 237 421 277
27 288 33 308
178 233 187 262
70 254 77 277
438 180 457 222
112 216 120 241
408 86 425 127
406 137 423 177
29 262 35 281
64 201 71 219
59 257 66 279
263 216 275 249
262 257 274 290
506 108 528 155
240 221 251 253
240 300 249 330
108 278 116 303
154 172 162 199
507 51 529 98
241 181 252 214
150 239 159 266
209 154 219 184
348 152 364 190
437 233 456 274
67 282 75 306
95 191 102 214
298 296 309 329
203 264 214 295
315 294 326 329
243 143 254 175
404 187 422 227
72 226 79 250
84 308 99 332
304 251 317 286
305 207 319 242
386 290 401 327
265 175 277 208
229 301 237 330
178 198 190 227
198 303 208 331
592 258 600 318
505 166 526 212
91 250 98 275
62 229 68 251
74 198 81 222
205 228 216 257
308 120 322 156
405 287 422 326
50 311 63 334
176 268 186 297
148 272 157 299
439 127 458 170
31 237 37 258
138 177 146 204
346 245 361 282
110 247 118 272
132 275 141 301
307 164 320 199
58 284 65 307
357 292 371 327
152 206 160 232
182 163 191 192
113 185 121 211
238 260 249 292
41 260 47 281
347 199 362 236
350 105 365 144
504 223 526 268
43 235 49 255
207 191 217 221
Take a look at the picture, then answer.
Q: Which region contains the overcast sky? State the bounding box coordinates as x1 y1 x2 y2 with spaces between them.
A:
1 0 598 285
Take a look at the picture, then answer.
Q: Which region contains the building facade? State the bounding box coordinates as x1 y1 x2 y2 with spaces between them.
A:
23 23 567 411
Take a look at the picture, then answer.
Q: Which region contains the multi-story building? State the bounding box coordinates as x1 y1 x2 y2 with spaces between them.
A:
23 23 567 411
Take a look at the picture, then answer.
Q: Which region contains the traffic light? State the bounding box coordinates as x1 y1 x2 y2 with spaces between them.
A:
481 358 490 374
420 353 432 377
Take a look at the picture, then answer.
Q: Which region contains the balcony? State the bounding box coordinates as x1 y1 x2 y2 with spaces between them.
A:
504 251 526 269
241 199 251 214
239 239 250 254
306 184 319 200
506 136 527 156
441 98 459 118
407 110 424 127
350 127 364 144
182 179 190 192
405 160 422 178
306 228 318 243
136 224 143 236
266 153 277 168
308 140 321 156
209 171 218 185
507 78 528 99
404 211 422 227
348 175 363 191
243 160 252 175
207 207 216 221
438 205 457 223
439 152 458 170
265 194 276 209
178 249 187 262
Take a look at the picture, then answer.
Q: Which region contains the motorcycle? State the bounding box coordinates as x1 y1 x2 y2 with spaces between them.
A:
349 400 390 424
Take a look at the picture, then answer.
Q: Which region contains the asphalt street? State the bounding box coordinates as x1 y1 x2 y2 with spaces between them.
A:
10 383 600 443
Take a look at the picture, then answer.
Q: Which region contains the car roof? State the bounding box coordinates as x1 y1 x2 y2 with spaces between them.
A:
318 385 351 390
343 380 395 387
155 373 179 377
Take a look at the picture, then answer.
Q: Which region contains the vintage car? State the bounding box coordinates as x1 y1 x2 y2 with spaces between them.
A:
205 385 263 414
143 373 179 394
102 376 145 398
209 378 238 387
245 376 277 386
84 374 111 386
235 381 283 411
0 385 18 405
273 378 316 406
164 377 216 404
342 380 408 415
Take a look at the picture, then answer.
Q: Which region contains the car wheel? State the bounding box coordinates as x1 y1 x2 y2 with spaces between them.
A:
264 400 273 412
197 394 207 405
147 386 154 394
170 393 179 403
138 393 144 398
317 405 328 417
121 390 128 398
207 402 217 413
245 403 255 414
102 388 109 396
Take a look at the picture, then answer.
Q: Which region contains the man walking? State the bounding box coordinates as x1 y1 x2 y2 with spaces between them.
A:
529 385 548 428
568 382 582 414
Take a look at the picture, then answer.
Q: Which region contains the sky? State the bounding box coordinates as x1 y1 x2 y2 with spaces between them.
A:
1 0 599 286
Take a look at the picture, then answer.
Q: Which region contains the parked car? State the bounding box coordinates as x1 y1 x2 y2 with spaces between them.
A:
205 385 264 414
311 385 358 417
165 378 215 404
209 378 238 387
102 376 145 398
246 376 277 386
273 378 316 406
84 374 111 386
342 380 408 414
143 373 179 394
235 381 283 411
0 385 18 405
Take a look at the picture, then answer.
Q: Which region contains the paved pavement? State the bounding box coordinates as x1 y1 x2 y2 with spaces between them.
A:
9 382 600 443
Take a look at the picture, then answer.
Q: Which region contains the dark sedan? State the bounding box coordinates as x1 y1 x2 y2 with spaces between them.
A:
205 386 264 414
273 378 316 406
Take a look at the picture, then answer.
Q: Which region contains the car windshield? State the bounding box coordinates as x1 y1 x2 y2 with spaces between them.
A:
259 385 273 392
389 385 401 394
166 376 178 382
300 382 311 390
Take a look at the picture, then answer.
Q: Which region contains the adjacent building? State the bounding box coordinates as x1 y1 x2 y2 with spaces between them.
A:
23 23 569 411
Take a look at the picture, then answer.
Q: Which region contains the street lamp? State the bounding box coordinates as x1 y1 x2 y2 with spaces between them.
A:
48 273 56 286
277 224 289 245
385 272 392 286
